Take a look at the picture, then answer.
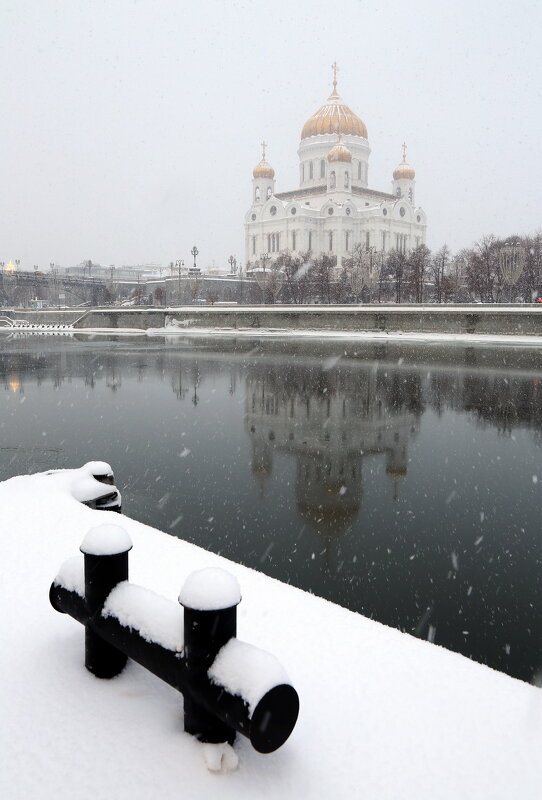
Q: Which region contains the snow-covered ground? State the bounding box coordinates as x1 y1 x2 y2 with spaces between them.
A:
1 467 540 799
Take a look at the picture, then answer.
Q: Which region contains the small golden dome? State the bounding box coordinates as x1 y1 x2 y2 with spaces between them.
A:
393 162 415 181
393 143 415 180
327 137 352 163
253 160 275 179
253 140 275 179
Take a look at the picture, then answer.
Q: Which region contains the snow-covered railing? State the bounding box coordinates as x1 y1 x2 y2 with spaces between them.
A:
50 525 299 757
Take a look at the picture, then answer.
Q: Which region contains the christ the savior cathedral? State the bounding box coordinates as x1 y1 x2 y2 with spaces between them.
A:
244 66 427 267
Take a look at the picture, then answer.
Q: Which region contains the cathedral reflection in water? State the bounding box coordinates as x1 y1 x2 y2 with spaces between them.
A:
245 363 420 533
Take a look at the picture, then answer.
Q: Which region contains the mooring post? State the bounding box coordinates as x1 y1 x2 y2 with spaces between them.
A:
179 568 241 744
80 524 132 678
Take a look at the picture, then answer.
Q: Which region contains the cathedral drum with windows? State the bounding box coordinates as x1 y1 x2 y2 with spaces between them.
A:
245 66 427 267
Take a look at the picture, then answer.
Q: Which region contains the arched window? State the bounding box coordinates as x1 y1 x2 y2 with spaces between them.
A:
408 187 413 201
309 161 313 179
252 236 256 254
267 186 272 200
358 161 362 180
344 171 349 188
329 232 333 251
302 163 305 182
345 231 350 251
255 186 260 201
396 187 401 197
292 230 296 250
330 171 336 189
308 231 312 251
320 159 325 178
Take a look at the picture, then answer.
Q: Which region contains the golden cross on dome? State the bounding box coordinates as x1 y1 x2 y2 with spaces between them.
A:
261 140 267 160
402 142 407 161
331 61 339 93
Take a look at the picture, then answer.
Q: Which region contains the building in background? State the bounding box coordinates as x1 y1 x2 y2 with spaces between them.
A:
245 65 427 266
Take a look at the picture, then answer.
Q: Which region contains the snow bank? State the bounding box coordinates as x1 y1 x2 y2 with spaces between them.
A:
0 466 540 800
209 639 289 715
179 567 241 610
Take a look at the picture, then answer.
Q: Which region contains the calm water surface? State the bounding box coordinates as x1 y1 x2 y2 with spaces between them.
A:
1 332 541 683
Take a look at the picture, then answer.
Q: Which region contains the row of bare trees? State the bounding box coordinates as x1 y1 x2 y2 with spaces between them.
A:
245 230 542 304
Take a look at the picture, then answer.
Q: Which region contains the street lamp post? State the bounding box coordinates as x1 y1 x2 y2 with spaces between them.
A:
228 255 235 274
175 259 184 303
257 252 269 304
191 246 199 270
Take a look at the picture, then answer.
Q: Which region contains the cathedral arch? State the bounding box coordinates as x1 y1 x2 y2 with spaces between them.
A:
344 171 349 188
267 186 272 200
255 186 260 201
320 159 326 178
309 161 313 179
330 170 336 189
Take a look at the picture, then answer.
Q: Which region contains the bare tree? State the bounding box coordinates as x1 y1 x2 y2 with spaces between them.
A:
466 235 501 302
431 244 450 303
386 249 406 304
275 251 312 304
311 253 337 304
405 244 431 303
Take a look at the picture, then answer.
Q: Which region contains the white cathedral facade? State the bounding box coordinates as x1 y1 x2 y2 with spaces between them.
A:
244 67 427 267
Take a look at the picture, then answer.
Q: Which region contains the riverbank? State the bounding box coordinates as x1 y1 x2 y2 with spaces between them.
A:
0 466 540 799
2 304 542 338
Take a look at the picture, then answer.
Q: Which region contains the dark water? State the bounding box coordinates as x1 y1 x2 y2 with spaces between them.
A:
1 332 541 683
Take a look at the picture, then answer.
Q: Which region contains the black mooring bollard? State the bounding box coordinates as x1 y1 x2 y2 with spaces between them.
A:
80 524 132 678
179 569 241 744
81 462 122 513
51 534 300 754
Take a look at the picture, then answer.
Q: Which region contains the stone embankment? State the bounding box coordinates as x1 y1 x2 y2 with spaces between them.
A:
2 305 542 336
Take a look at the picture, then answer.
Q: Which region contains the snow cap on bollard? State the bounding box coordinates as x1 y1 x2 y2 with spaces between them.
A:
179 568 241 611
80 523 133 556
83 461 115 483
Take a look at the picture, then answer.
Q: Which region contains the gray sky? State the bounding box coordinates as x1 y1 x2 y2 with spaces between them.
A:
1 0 541 270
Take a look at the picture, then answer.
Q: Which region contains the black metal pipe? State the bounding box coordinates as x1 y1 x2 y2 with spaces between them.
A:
183 605 237 743
83 550 129 678
50 583 299 752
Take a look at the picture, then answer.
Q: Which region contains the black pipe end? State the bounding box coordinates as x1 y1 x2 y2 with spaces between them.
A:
49 582 66 613
249 684 300 754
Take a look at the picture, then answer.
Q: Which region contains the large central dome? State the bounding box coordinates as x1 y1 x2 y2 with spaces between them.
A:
301 82 368 141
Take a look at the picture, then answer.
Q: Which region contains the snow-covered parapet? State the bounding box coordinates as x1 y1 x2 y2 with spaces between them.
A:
50 526 299 763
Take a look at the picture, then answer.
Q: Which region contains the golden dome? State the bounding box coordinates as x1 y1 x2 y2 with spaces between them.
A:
393 162 415 180
327 137 352 163
301 93 368 140
253 160 275 179
301 67 367 140
393 143 415 180
253 140 275 179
